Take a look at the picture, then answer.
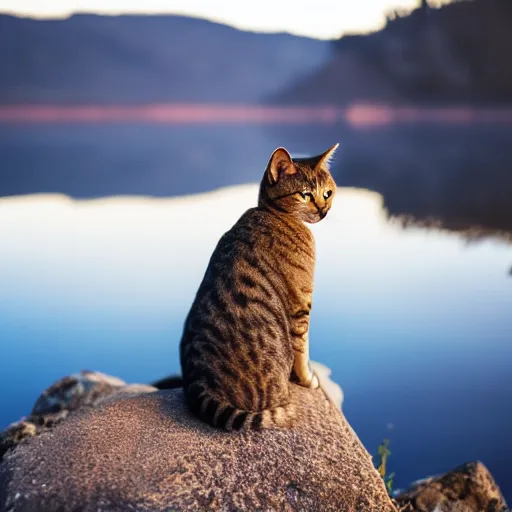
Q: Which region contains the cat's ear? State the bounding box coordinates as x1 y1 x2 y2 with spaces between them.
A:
314 143 339 171
266 147 296 184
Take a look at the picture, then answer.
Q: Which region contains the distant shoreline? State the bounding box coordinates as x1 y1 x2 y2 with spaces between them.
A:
1 103 512 127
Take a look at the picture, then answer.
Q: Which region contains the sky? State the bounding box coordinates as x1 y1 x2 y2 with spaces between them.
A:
0 0 453 39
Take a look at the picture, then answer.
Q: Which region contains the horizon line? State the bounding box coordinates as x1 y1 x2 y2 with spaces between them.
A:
0 0 455 40
1 103 512 128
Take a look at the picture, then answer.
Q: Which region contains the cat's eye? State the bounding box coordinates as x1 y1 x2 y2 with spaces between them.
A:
298 190 310 202
323 190 333 200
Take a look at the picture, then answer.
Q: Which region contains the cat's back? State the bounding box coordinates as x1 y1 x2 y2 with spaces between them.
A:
181 206 316 417
218 207 315 267
183 207 316 348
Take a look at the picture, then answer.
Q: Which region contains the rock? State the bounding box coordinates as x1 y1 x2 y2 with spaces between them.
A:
0 362 339 463
0 385 396 511
0 371 156 459
395 461 508 512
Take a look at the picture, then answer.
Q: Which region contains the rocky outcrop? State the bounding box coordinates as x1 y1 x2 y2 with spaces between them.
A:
395 461 508 512
0 370 156 460
1 368 507 512
0 374 394 511
0 363 342 463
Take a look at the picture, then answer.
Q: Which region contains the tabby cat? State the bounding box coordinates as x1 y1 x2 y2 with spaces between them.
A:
179 144 338 430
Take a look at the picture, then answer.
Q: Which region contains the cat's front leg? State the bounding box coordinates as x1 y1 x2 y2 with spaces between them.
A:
290 309 319 390
291 332 319 389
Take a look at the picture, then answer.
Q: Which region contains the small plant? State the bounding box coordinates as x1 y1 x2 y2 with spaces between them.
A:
375 438 395 494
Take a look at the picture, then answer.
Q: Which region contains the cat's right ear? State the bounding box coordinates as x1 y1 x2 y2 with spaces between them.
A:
266 147 296 185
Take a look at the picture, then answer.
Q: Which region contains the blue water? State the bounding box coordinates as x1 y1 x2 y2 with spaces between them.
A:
1 185 511 498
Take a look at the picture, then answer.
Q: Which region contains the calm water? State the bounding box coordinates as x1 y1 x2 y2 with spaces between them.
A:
1 185 511 496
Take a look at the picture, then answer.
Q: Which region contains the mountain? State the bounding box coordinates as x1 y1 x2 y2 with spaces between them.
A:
274 0 512 105
0 14 331 104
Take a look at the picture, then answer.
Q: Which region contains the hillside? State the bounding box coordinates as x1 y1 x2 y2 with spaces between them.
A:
0 14 331 104
275 0 512 105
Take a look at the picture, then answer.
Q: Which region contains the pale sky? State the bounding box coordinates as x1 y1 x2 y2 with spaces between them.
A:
0 0 453 39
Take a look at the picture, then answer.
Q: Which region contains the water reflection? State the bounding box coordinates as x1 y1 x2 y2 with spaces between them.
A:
3 121 512 245
0 186 511 495
2 120 512 245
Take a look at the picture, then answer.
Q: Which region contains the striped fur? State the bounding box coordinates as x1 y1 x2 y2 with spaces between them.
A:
180 144 338 430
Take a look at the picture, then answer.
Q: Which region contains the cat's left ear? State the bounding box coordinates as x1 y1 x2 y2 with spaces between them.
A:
314 143 339 171
266 147 296 184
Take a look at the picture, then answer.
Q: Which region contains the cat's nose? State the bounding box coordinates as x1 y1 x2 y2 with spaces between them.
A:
316 197 326 210
319 207 328 219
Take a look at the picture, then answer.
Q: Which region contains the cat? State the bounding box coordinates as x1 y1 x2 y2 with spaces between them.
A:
179 144 338 430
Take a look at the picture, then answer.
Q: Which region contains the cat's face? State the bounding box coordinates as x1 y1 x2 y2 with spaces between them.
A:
258 144 338 224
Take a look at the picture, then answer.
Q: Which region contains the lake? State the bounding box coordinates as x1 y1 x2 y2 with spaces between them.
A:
1 183 511 497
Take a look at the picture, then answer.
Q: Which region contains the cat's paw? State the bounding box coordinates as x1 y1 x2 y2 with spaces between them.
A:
290 367 320 389
308 372 320 390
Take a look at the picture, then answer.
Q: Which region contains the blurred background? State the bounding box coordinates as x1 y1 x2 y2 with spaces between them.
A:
1 0 511 498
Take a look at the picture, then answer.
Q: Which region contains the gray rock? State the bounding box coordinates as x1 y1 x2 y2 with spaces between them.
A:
0 385 396 512
395 461 508 512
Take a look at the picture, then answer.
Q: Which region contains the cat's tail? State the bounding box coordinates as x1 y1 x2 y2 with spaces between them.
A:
185 383 297 430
